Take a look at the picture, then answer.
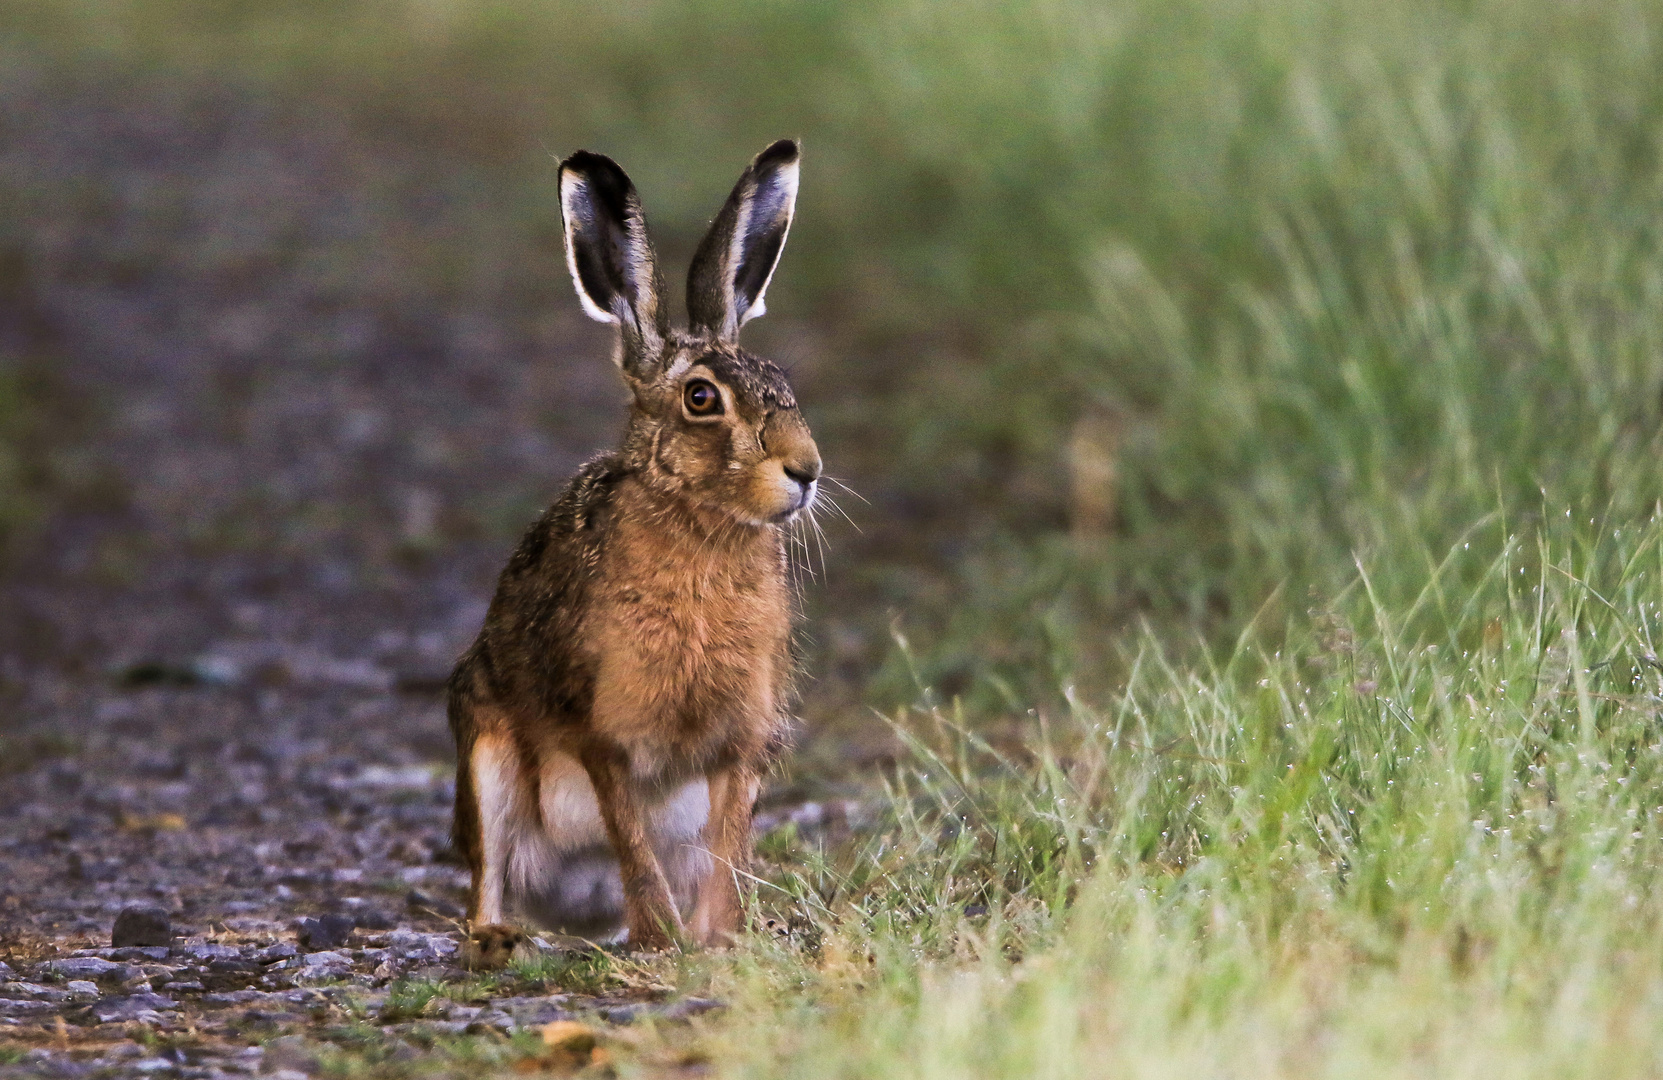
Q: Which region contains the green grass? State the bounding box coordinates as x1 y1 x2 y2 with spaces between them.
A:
7 0 1661 658
8 0 1663 1075
378 979 449 1024
505 949 619 995
671 509 1663 1077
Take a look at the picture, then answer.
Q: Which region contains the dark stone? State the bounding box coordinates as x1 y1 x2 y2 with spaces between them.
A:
112 905 173 947
600 1003 649 1024
295 913 355 950
255 942 299 964
351 907 396 930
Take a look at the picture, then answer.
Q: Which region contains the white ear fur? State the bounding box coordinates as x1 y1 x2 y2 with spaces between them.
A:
559 169 620 326
556 151 664 368
731 155 798 331
686 140 801 342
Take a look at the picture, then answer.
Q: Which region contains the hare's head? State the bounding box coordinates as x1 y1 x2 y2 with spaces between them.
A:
558 140 820 527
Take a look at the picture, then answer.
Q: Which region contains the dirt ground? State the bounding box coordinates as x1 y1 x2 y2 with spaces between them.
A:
0 68 878 1077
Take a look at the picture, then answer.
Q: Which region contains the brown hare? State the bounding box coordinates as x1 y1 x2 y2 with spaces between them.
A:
447 139 818 955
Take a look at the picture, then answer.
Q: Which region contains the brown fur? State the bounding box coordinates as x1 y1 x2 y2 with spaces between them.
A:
449 141 817 951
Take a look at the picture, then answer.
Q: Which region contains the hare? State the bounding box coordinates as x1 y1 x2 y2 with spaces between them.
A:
447 139 818 954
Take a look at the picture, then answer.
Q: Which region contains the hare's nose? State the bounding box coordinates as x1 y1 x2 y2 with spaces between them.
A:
783 460 820 488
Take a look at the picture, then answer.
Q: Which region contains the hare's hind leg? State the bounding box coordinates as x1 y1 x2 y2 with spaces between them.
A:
452 704 539 968
465 728 521 926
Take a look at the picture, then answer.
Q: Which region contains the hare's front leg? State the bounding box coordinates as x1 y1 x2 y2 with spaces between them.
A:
690 763 761 946
581 746 684 950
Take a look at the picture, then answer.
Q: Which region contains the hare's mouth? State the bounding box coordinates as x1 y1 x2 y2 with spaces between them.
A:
772 482 817 523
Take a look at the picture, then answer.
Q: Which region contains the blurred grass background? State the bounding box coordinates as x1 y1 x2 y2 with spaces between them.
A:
11 0 1660 709
6 1 1663 1075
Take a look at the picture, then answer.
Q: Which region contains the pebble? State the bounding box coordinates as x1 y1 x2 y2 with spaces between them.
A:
297 913 356 950
256 942 300 964
0 999 57 1015
301 950 350 968
178 942 240 961
46 957 121 979
65 980 100 1000
600 997 728 1024
90 993 178 1024
2 981 69 1002
112 905 173 948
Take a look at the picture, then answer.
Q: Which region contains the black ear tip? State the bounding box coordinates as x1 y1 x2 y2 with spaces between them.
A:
755 139 801 169
561 149 624 175
559 151 637 217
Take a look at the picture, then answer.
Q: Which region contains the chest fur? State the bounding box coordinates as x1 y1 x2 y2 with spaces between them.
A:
583 512 789 772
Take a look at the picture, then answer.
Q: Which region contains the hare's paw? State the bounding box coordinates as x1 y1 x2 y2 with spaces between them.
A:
622 920 681 954
462 924 530 971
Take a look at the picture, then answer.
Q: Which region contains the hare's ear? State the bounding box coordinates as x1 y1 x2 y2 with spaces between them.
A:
686 139 800 342
559 150 667 373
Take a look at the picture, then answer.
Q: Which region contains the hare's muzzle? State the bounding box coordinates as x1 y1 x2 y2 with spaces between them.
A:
762 411 821 520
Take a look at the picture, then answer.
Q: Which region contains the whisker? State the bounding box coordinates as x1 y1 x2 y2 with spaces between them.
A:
787 519 816 584
816 492 861 533
822 475 870 505
807 508 830 579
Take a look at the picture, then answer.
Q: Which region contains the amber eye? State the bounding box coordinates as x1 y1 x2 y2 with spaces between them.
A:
683 379 722 416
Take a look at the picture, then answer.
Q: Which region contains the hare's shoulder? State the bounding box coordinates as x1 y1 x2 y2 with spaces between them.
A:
468 455 629 713
499 454 628 578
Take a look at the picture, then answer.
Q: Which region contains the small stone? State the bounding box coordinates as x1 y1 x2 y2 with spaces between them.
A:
0 999 56 1015
352 908 397 931
91 992 178 1024
296 913 355 950
180 942 239 961
2 981 68 1002
599 1003 649 1024
113 906 174 948
301 950 350 968
65 980 99 1000
665 997 727 1020
256 942 299 964
46 957 121 979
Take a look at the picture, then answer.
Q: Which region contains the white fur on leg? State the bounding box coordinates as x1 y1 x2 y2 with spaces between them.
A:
471 735 519 925
503 750 712 932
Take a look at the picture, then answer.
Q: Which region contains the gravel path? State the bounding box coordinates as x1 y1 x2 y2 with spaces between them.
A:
0 66 859 1077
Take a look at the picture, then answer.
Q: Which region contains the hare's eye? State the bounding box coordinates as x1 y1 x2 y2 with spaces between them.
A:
684 379 722 416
